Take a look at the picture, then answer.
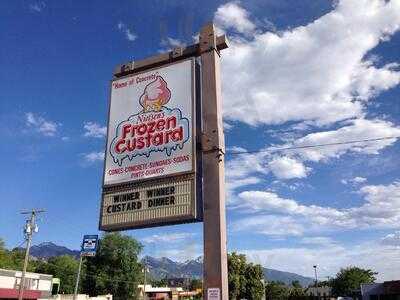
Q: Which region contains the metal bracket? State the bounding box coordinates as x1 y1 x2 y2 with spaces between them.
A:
201 133 225 161
171 47 183 59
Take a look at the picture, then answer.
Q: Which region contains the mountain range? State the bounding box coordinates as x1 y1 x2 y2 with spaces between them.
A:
26 242 314 286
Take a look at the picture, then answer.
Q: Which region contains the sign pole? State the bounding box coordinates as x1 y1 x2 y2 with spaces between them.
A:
200 23 229 300
73 255 83 300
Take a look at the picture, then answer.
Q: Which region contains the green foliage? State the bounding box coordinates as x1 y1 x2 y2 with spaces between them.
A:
244 262 265 299
81 232 143 300
189 278 202 291
289 280 306 297
0 243 26 271
228 252 264 300
331 266 377 296
265 281 290 300
228 252 247 299
35 255 80 294
0 238 11 269
264 280 306 300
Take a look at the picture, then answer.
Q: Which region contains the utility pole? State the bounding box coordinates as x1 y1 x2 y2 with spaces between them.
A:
18 209 45 300
73 255 83 300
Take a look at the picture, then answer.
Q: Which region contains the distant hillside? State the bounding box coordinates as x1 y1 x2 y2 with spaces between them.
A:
25 242 80 259
23 242 314 286
263 268 314 287
143 256 314 287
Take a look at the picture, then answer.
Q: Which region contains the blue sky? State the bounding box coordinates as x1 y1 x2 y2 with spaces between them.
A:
1 0 400 281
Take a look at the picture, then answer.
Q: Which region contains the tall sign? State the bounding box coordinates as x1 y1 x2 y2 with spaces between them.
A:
99 23 229 299
100 59 200 231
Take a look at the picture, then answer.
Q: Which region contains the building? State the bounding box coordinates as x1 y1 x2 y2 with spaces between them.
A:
51 294 112 300
138 284 185 300
361 280 400 300
166 278 191 289
0 268 57 299
306 286 333 298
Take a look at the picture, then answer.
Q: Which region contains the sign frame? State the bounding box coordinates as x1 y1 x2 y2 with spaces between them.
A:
99 58 202 231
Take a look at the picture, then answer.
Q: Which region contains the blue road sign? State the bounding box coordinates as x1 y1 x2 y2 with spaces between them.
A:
81 235 98 257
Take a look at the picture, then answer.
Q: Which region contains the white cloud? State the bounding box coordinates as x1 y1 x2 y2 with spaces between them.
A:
83 122 107 138
300 236 337 246
160 37 186 49
150 243 202 262
117 22 137 42
83 151 104 163
381 231 400 247
342 176 367 185
218 0 400 126
232 215 305 237
141 233 194 244
214 2 256 36
225 151 267 201
280 119 400 162
224 118 400 188
25 112 58 137
268 156 309 179
353 176 367 183
29 1 46 12
235 180 400 232
242 239 400 281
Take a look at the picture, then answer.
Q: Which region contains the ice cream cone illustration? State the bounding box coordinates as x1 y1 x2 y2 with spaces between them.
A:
139 76 171 112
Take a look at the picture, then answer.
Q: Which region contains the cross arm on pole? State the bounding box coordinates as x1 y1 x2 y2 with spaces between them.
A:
113 34 228 78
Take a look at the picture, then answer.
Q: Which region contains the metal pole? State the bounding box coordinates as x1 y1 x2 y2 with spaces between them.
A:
18 225 32 300
143 266 147 300
314 265 318 287
73 255 83 300
200 23 229 300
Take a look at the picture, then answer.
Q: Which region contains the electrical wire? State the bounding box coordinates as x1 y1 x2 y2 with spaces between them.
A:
9 240 27 250
226 136 400 155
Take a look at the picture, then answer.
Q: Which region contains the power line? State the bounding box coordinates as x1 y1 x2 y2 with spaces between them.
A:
12 240 27 250
226 136 400 155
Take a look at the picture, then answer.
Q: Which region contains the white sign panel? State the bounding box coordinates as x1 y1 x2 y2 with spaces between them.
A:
207 288 220 300
104 59 194 186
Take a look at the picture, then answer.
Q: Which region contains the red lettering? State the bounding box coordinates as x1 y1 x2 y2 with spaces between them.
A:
115 139 126 153
122 124 131 139
166 116 177 129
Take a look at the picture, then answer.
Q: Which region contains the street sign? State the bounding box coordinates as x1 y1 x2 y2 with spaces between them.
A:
81 235 98 257
99 59 201 231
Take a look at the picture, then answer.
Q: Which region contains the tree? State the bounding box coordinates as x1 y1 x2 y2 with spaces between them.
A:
228 252 264 300
265 281 289 300
243 262 265 300
189 278 202 291
35 255 80 294
81 233 143 300
331 266 377 296
228 252 247 299
0 238 12 269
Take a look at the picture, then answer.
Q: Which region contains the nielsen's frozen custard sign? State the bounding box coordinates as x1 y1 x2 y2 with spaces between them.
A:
110 76 190 166
104 60 195 186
